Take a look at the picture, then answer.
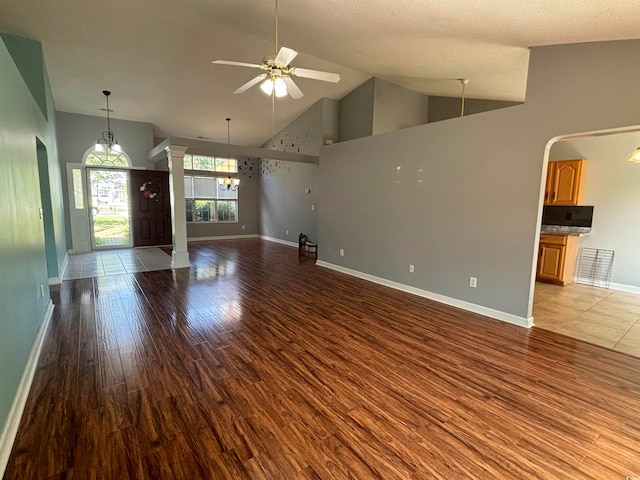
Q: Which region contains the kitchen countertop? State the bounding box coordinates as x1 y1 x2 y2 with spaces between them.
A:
540 225 592 236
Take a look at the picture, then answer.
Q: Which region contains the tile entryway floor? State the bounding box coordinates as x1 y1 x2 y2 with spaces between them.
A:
534 281 640 356
63 248 172 280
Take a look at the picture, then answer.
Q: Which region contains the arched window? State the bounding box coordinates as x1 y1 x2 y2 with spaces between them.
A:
83 146 131 167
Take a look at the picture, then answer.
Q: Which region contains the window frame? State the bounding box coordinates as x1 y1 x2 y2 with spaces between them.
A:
184 172 239 224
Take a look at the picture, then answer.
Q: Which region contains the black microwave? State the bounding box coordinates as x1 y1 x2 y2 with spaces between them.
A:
542 205 594 227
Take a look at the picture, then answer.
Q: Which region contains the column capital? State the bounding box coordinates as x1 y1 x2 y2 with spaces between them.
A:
165 144 189 159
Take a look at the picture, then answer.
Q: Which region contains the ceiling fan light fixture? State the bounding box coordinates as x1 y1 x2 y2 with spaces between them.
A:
260 78 274 95
259 77 288 97
273 77 287 97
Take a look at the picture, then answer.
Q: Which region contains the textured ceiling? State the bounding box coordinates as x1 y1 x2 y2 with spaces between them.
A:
1 0 639 146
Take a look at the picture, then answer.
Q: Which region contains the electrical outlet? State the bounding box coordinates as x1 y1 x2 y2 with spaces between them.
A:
311 204 315 211
286 229 289 235
241 224 245 230
40 284 45 298
409 264 415 273
469 276 477 288
339 249 344 257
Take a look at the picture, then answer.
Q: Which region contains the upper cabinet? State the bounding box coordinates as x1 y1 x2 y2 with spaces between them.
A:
544 159 587 205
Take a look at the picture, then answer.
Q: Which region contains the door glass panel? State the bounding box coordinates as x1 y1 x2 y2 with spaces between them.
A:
88 169 132 248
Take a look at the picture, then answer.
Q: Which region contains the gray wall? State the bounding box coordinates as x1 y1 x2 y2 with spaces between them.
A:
318 40 640 322
372 78 429 135
550 133 640 289
338 78 375 142
258 99 331 243
259 160 319 244
428 96 522 123
56 111 155 168
56 112 155 248
338 78 431 142
0 33 62 442
262 98 338 155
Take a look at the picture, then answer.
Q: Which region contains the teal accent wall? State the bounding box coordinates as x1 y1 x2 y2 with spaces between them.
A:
1 33 48 120
0 34 62 439
36 139 57 277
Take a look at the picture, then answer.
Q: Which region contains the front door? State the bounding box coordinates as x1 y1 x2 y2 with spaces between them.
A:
130 170 172 247
87 168 132 249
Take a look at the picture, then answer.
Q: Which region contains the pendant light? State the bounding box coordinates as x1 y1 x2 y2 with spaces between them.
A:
95 90 121 156
221 118 240 191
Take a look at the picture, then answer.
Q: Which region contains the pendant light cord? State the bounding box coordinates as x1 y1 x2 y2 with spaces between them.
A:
105 94 111 135
459 78 469 117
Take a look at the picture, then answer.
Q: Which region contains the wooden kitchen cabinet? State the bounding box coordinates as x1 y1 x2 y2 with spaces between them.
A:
536 234 579 285
544 159 587 205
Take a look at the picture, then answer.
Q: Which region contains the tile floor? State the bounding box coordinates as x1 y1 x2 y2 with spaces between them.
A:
63 248 172 280
534 281 640 357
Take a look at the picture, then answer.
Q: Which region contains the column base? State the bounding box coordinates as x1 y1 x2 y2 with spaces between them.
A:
171 250 190 269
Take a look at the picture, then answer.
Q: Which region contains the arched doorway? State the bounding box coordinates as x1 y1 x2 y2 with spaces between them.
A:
84 146 133 249
66 146 134 251
531 125 640 355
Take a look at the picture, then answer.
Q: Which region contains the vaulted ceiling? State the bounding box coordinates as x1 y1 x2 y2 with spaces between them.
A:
1 0 638 146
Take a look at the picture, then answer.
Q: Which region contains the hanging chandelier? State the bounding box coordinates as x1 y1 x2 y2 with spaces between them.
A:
221 117 240 191
94 90 121 157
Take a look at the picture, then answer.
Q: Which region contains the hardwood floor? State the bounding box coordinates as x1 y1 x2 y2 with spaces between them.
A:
5 238 640 479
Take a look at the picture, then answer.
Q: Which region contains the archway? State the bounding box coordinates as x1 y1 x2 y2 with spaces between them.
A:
530 124 640 354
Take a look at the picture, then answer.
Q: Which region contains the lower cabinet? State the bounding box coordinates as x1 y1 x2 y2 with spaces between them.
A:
536 234 579 285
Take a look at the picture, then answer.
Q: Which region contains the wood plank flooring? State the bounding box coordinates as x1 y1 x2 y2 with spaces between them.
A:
5 238 640 479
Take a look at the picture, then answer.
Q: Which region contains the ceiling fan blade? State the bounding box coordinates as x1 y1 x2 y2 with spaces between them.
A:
274 47 298 67
233 74 267 94
283 77 303 99
212 60 263 69
292 67 340 83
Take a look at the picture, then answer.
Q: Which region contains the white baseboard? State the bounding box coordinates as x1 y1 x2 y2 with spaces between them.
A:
48 252 69 285
0 300 54 478
259 235 298 248
316 261 533 329
188 234 258 242
606 282 640 294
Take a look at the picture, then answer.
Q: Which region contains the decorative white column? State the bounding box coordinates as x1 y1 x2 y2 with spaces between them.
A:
165 145 190 269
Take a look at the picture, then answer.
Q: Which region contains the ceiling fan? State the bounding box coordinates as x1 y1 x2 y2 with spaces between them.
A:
212 0 340 99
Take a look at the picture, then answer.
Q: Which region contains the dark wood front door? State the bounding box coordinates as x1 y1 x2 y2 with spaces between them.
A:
130 170 172 247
